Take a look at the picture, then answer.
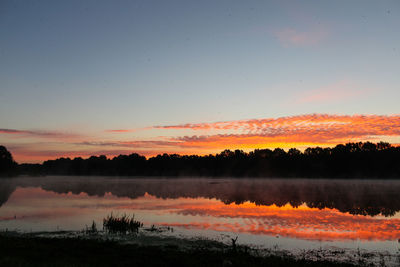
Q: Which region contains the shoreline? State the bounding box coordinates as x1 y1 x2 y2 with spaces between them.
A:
8 174 400 180
1 230 398 266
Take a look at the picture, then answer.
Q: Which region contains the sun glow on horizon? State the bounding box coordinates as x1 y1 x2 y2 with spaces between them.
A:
2 114 400 163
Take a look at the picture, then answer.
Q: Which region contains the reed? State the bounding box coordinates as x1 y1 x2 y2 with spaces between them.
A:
103 213 143 234
85 220 98 234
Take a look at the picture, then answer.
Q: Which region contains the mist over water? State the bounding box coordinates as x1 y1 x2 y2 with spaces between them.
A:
1 176 400 253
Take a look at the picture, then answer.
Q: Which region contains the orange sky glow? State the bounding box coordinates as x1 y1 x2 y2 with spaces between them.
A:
1 114 400 163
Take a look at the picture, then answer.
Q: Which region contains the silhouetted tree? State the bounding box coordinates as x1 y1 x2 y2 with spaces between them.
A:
0 146 17 176
288 148 301 156
15 142 400 178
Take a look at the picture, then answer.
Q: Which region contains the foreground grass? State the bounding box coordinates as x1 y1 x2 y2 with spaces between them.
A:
0 233 357 267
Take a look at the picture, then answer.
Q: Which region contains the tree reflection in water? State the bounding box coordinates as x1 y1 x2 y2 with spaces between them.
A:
1 177 400 217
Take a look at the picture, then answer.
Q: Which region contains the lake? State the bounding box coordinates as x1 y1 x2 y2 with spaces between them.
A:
1 176 400 255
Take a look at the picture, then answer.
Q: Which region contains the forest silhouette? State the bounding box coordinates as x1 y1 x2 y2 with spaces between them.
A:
7 141 400 178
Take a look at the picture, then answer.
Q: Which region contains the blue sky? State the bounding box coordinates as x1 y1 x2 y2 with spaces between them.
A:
1 0 400 162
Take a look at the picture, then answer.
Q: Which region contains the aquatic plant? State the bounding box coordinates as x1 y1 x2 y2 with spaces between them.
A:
85 220 98 234
103 213 143 234
231 236 238 253
143 224 174 233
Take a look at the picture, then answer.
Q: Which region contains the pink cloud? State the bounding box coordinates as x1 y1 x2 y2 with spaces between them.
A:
292 80 368 104
105 129 133 133
8 147 143 163
77 140 184 149
275 27 327 47
0 128 83 140
104 127 152 133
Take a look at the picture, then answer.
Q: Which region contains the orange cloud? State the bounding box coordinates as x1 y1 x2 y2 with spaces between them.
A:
153 114 400 149
155 114 400 133
4 114 400 163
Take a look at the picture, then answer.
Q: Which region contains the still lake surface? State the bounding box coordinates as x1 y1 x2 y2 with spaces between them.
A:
1 176 400 254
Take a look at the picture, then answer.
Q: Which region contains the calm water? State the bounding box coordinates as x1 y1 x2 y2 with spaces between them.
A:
1 176 400 253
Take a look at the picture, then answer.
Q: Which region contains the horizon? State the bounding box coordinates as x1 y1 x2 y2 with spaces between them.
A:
1 1 400 163
8 140 399 165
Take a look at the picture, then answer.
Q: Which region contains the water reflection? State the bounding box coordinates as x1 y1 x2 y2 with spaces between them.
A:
1 177 400 217
0 177 400 248
1 185 399 243
1 176 399 262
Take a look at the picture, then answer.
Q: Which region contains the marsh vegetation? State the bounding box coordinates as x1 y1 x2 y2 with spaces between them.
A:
0 231 358 267
102 213 143 234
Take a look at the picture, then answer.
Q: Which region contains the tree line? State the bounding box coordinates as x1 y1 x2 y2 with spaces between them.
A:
6 141 399 178
0 146 18 176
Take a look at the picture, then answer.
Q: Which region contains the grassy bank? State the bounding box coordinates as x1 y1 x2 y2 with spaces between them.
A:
0 232 357 267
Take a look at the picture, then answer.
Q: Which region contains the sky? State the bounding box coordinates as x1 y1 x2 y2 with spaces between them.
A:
0 0 400 163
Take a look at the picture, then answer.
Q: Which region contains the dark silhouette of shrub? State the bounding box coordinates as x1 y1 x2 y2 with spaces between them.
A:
0 145 17 176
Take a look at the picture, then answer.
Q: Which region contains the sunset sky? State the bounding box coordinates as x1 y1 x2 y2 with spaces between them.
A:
1 0 400 163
